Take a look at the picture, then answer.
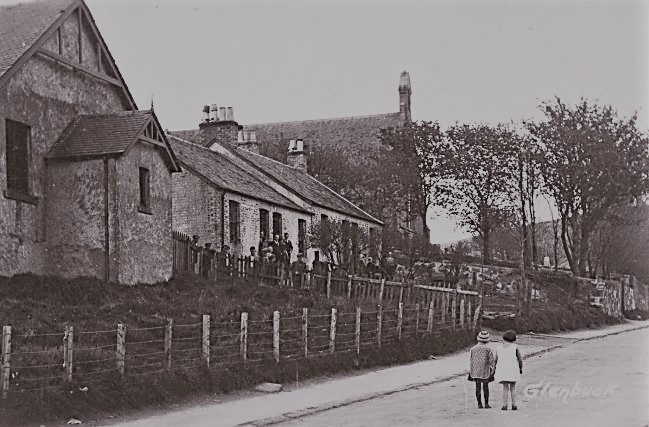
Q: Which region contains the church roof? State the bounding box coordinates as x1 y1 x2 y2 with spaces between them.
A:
243 112 403 156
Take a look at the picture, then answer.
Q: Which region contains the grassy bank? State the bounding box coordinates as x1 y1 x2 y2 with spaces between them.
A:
0 274 475 426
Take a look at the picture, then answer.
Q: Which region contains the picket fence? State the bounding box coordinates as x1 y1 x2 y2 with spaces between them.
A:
0 287 480 398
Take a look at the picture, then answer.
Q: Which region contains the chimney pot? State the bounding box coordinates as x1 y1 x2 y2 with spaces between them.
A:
226 107 234 121
289 139 296 151
210 104 218 121
296 138 304 152
237 130 244 143
250 130 257 142
219 107 226 121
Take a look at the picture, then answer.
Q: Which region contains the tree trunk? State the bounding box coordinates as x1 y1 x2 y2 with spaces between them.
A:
560 216 575 274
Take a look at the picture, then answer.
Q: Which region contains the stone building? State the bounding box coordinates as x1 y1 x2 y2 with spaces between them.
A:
169 109 383 266
240 72 428 244
0 0 179 283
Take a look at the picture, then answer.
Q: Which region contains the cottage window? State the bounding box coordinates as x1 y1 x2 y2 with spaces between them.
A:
138 167 151 213
298 219 307 255
260 209 269 240
4 119 35 203
229 200 241 243
272 212 282 239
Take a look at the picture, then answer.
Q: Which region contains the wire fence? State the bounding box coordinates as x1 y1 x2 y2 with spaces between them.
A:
0 290 480 397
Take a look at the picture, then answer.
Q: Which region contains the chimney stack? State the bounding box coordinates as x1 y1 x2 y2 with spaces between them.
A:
198 104 239 147
287 138 307 172
237 128 259 154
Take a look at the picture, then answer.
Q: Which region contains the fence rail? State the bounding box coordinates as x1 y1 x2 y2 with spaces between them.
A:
0 295 480 397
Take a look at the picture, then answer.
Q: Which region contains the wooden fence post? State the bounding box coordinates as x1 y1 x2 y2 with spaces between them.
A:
467 299 472 329
326 270 332 299
414 303 420 337
164 318 173 371
240 312 248 362
441 294 447 325
1 326 12 399
473 304 482 331
451 293 457 330
347 275 353 299
65 325 74 382
329 308 337 353
376 305 383 348
427 299 434 334
459 297 465 329
302 308 309 359
355 307 361 357
398 286 404 304
273 311 280 363
396 302 403 340
116 323 126 376
202 314 210 368
378 279 385 303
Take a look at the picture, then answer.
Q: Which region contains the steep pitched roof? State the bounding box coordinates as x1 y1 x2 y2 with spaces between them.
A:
0 0 136 108
0 0 71 79
243 112 403 155
47 110 180 171
230 146 383 225
167 136 309 214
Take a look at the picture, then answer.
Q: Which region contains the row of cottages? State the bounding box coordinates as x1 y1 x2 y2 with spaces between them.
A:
240 71 428 244
168 109 384 266
0 0 180 284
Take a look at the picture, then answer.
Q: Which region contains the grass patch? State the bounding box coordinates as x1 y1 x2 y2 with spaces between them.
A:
0 273 474 426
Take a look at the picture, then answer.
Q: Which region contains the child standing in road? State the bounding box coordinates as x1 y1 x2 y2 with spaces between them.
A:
468 330 495 408
494 330 523 410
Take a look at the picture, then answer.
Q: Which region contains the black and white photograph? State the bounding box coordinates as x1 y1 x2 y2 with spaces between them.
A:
0 0 648 425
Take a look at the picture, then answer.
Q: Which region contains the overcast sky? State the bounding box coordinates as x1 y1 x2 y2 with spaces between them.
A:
6 0 648 243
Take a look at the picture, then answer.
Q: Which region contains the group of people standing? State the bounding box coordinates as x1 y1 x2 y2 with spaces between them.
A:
256 232 294 267
468 329 523 410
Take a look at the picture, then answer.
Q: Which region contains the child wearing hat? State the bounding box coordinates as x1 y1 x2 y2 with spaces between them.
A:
494 329 523 410
468 330 495 408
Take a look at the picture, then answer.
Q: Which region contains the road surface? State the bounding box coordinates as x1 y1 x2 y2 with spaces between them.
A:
277 328 649 427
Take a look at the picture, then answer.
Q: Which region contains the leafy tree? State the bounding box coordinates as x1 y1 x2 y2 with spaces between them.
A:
431 124 519 263
526 98 649 276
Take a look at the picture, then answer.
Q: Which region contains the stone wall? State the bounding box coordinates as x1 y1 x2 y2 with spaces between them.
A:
171 169 224 249
115 143 173 284
0 53 129 277
45 159 106 279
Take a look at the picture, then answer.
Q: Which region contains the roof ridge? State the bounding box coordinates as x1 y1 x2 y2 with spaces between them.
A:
231 146 383 225
243 111 401 127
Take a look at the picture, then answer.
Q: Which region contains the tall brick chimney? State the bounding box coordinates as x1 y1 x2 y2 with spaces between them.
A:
287 139 307 172
237 128 259 154
198 104 239 147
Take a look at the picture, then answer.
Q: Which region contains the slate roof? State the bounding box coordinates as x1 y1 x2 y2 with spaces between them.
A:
244 112 403 155
0 0 73 80
167 136 308 213
48 110 180 170
231 146 383 225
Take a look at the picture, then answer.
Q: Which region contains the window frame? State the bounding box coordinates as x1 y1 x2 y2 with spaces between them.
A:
298 218 307 255
229 200 241 243
138 167 151 214
272 212 282 239
259 208 269 240
4 119 37 204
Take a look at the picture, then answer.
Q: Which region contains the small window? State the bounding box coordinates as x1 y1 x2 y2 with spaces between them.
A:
5 119 33 202
298 219 307 254
260 209 269 241
272 212 282 239
138 167 151 213
229 200 241 243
